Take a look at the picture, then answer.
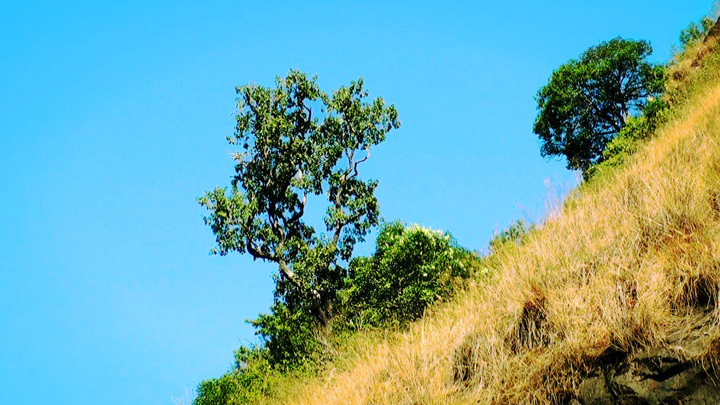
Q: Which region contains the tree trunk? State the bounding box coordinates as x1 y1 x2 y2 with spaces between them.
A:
309 292 333 327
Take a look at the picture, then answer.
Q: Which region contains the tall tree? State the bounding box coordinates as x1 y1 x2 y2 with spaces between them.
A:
533 38 665 173
199 71 399 328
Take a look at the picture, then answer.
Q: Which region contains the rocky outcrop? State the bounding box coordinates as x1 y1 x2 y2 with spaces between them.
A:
574 349 720 405
703 16 720 45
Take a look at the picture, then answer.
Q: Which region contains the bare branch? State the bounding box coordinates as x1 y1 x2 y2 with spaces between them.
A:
277 259 303 291
245 235 304 293
348 145 370 180
343 147 356 178
246 239 275 262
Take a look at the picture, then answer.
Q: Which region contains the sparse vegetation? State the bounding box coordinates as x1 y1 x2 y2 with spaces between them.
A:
680 16 715 48
488 218 536 254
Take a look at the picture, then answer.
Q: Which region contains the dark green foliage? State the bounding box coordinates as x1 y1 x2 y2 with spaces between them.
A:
533 38 665 174
679 16 714 48
586 98 669 178
577 17 715 180
340 222 481 328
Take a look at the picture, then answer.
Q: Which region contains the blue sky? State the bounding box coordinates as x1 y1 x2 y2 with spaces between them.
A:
1 1 712 403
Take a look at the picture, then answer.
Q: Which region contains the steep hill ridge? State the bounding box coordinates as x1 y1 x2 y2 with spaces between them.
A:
266 22 720 405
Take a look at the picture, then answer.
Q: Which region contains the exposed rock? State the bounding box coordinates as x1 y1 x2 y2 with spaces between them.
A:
704 17 720 45
577 349 720 405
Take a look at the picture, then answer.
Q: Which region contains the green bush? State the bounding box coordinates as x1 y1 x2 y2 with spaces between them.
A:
194 280 327 404
194 347 276 405
340 221 480 328
585 116 647 179
249 301 322 370
195 374 238 405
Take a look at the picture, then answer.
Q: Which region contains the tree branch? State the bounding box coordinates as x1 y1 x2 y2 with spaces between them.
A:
343 147 356 178
267 195 286 240
303 103 312 124
578 87 623 133
277 259 304 292
246 239 276 262
288 191 307 224
348 145 370 180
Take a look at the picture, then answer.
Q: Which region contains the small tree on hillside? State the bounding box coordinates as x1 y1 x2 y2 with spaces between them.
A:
533 38 665 174
199 71 399 333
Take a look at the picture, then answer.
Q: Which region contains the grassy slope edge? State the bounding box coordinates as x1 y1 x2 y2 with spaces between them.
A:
242 23 720 405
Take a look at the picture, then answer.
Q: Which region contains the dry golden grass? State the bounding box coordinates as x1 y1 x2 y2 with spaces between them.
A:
261 31 720 405
665 28 720 102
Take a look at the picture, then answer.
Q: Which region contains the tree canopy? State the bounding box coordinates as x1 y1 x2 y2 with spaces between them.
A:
532 38 665 173
199 70 399 332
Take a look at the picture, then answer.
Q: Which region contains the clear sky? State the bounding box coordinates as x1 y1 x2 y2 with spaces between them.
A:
1 1 713 403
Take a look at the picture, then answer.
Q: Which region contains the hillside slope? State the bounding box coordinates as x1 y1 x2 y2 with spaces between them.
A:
261 23 720 405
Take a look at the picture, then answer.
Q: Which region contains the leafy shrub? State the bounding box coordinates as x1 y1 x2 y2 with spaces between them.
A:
585 117 648 179
195 373 243 405
249 301 322 370
194 347 276 405
340 221 480 328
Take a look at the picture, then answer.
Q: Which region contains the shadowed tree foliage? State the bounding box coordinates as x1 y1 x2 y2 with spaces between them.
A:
199 71 400 337
533 38 665 174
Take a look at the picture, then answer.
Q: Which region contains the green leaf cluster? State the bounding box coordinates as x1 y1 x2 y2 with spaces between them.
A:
585 97 669 179
340 221 481 328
